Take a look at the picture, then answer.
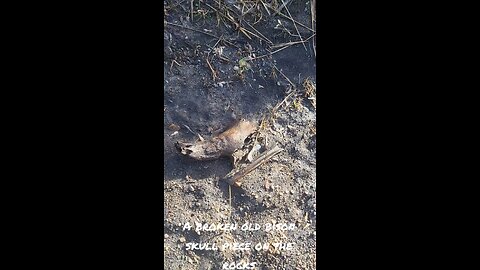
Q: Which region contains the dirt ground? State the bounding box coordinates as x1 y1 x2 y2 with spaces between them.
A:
164 0 316 269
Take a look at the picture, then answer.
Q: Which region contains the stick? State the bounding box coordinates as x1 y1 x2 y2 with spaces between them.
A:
280 0 307 52
273 0 292 16
206 56 218 81
273 65 296 88
273 91 295 112
247 34 316 61
191 0 194 21
224 146 284 187
165 21 240 48
205 0 273 45
311 0 316 58
241 18 273 45
266 5 315 33
183 124 196 135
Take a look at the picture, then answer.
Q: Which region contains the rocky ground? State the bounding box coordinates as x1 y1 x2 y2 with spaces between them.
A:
164 0 316 269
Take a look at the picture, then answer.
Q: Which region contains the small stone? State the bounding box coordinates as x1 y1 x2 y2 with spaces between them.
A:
168 123 181 131
265 181 271 191
179 236 186 243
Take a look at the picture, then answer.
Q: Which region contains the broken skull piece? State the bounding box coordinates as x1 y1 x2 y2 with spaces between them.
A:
175 119 258 161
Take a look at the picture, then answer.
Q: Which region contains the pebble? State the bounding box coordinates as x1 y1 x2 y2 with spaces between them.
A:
168 123 181 131
179 236 186 243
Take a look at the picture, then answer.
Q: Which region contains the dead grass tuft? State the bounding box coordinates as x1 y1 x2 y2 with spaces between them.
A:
303 77 316 109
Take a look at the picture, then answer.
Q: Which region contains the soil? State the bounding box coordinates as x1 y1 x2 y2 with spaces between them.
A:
164 1 316 269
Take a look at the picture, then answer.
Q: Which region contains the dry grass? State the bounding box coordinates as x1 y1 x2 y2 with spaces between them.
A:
166 0 316 53
165 0 317 126
303 77 316 109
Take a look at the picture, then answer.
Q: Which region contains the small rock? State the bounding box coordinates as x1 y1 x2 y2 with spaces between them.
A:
194 189 205 198
265 180 271 191
168 123 181 131
247 144 261 162
179 236 186 243
273 122 283 132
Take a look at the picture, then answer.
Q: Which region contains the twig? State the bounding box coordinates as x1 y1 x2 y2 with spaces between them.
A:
224 146 284 187
229 185 232 209
170 59 183 71
241 18 273 45
206 56 218 81
183 124 196 135
260 0 271 16
165 21 240 48
280 0 307 52
311 0 316 58
273 0 292 16
248 34 315 61
212 35 223 48
248 45 290 60
239 27 253 40
269 33 316 49
205 0 273 45
273 91 295 112
273 65 296 88
266 5 315 33
190 0 194 22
